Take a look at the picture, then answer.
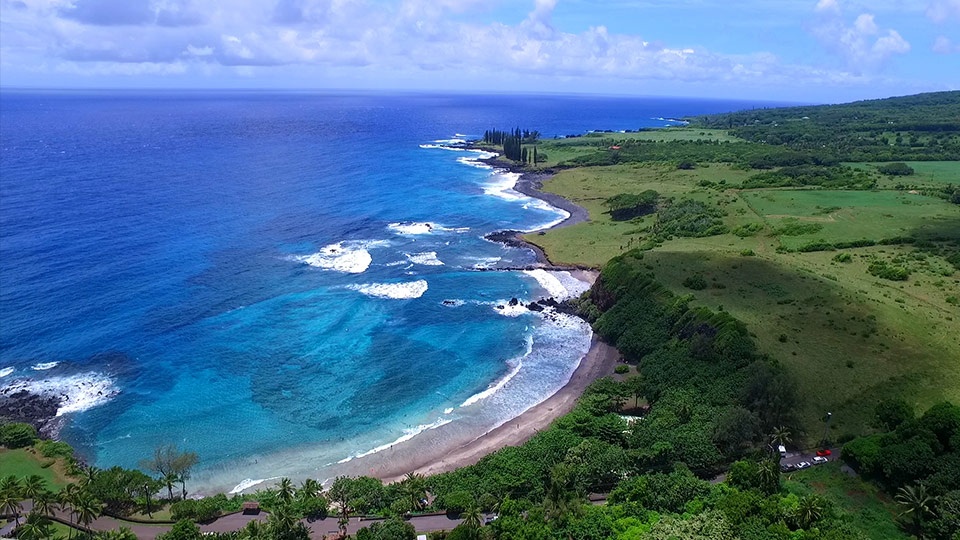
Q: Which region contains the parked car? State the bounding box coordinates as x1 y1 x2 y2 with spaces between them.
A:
816 449 832 457
796 461 811 469
780 463 797 472
813 456 828 464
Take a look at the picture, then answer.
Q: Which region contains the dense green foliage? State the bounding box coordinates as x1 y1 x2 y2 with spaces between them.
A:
652 199 727 238
603 190 659 220
695 91 960 162
742 165 875 189
0 423 39 449
842 400 960 538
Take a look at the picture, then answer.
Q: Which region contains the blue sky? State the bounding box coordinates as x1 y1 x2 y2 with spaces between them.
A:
0 0 957 102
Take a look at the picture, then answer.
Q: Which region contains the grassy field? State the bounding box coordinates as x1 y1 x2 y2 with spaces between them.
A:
528 159 960 440
849 161 960 188
740 189 960 249
786 462 908 539
528 127 742 167
0 448 74 489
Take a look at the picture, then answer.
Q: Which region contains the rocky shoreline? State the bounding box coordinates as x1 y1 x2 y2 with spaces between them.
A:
0 387 61 437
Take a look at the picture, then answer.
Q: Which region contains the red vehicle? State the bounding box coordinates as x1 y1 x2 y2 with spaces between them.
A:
816 449 832 457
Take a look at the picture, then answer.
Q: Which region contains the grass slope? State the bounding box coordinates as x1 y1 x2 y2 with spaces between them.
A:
528 157 960 442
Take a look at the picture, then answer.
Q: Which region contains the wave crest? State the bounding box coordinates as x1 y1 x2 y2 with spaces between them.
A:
347 280 428 299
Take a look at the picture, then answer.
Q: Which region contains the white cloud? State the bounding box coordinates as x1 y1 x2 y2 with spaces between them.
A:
933 35 960 53
926 0 960 22
811 5 910 71
0 0 917 90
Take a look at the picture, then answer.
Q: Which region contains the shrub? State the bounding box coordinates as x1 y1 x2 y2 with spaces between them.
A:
614 364 630 375
604 191 660 221
733 223 764 237
0 422 38 449
682 274 708 290
868 260 910 281
773 218 823 236
878 162 915 176
832 253 852 263
740 249 755 257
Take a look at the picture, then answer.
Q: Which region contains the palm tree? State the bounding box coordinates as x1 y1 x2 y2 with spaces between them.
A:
756 459 781 495
58 483 81 538
21 475 47 501
73 494 102 534
896 483 937 535
277 477 295 505
0 475 22 497
400 473 427 512
461 505 483 531
80 466 100 488
162 470 178 501
31 491 56 518
795 494 826 529
298 478 321 499
17 511 54 540
0 491 22 522
770 425 792 453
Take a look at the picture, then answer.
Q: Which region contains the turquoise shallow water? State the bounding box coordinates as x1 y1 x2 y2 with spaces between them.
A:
0 91 771 493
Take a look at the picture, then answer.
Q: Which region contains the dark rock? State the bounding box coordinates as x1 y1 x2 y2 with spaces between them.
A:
527 302 544 312
509 298 519 306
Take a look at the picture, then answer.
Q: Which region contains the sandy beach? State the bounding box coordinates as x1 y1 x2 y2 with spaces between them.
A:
381 334 619 483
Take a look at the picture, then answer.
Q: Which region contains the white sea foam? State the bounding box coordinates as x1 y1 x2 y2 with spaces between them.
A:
461 336 533 408
388 222 469 235
31 362 59 371
291 241 378 274
347 280 428 300
0 372 119 416
444 407 454 414
337 417 453 464
229 477 281 495
388 222 436 235
433 138 466 144
0 367 14 378
405 252 444 266
457 156 493 169
523 270 590 300
494 302 529 317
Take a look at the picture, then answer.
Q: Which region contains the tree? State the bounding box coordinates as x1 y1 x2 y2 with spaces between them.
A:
356 516 416 540
794 494 826 529
17 511 55 540
140 445 198 500
158 519 203 540
0 475 22 498
875 398 914 431
755 459 782 495
21 475 48 501
896 483 937 535
74 494 102 532
58 483 81 536
0 422 38 448
276 478 295 505
0 490 22 522
399 473 427 512
31 490 57 518
328 476 354 537
770 425 792 449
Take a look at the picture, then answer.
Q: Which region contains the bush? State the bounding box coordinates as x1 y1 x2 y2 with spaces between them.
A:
879 162 915 176
740 249 755 256
733 223 764 237
682 274 708 290
0 422 38 449
35 439 74 458
832 253 852 263
614 364 630 375
654 199 728 238
868 260 910 281
604 191 659 221
170 497 223 522
773 218 823 236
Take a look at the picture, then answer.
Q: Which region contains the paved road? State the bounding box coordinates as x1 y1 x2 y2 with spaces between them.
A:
780 446 841 470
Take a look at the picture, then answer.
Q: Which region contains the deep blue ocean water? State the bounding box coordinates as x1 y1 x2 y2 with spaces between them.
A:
1 91 771 493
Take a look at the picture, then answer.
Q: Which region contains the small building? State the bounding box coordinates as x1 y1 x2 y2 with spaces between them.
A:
242 501 261 514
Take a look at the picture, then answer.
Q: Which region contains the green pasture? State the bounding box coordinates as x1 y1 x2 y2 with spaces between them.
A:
531 128 742 167
0 448 72 489
741 189 960 249
787 462 908 539
530 163 960 438
848 161 960 188
639 246 960 437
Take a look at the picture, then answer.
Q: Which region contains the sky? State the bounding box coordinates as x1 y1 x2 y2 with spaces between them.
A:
0 0 958 103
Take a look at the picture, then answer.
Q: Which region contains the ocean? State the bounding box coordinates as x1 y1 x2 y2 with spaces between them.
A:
0 90 770 494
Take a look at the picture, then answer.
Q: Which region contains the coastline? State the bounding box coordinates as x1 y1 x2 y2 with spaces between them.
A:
381 334 619 483
371 152 613 484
